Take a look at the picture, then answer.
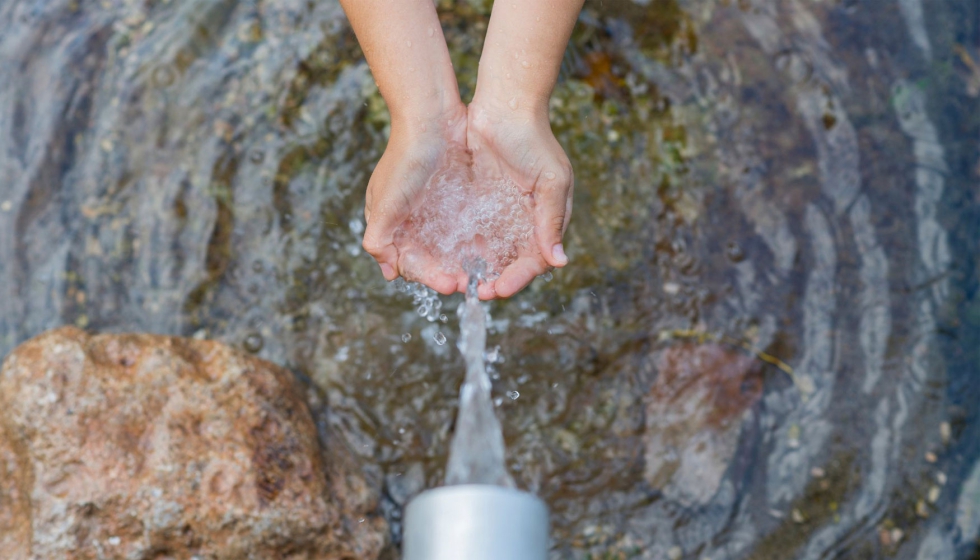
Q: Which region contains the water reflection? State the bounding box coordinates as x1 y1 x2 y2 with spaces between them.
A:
0 0 977 558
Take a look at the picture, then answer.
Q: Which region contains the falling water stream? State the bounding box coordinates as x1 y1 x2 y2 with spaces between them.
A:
445 265 515 488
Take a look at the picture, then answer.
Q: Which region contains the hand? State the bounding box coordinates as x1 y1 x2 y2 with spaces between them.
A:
466 101 573 300
362 103 469 295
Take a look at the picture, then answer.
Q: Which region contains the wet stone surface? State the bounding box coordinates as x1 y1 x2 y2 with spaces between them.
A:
0 327 386 559
0 0 978 558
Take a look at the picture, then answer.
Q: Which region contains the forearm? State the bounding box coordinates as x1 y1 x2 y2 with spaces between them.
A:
472 0 584 119
340 0 461 131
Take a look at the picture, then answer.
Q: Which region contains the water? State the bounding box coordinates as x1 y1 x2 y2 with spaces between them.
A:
445 264 515 488
0 0 978 558
395 143 535 280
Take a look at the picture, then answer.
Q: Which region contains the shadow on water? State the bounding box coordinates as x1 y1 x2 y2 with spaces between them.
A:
0 0 978 558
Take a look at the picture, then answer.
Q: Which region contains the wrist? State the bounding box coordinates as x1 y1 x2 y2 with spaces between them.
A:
388 91 467 141
471 54 552 124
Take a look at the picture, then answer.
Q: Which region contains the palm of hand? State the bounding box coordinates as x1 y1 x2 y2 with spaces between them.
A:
363 104 572 299
465 106 573 299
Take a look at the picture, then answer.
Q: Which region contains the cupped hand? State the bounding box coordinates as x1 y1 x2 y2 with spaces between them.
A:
466 102 573 300
361 102 469 295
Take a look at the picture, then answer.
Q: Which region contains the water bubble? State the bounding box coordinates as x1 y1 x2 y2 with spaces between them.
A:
243 332 263 353
433 332 447 345
507 390 520 400
401 333 412 343
494 397 503 407
485 346 502 363
439 314 448 323
349 217 365 235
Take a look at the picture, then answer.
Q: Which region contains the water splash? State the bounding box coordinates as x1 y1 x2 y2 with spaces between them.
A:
445 260 514 487
395 279 444 323
394 145 535 279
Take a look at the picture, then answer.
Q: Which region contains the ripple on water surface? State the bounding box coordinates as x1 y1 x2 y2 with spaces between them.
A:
0 0 977 558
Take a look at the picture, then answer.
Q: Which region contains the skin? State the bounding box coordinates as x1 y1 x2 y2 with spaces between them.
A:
340 0 584 299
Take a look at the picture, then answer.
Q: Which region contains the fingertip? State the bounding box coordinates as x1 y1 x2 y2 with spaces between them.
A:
478 282 497 301
432 274 457 295
551 243 568 267
379 262 397 281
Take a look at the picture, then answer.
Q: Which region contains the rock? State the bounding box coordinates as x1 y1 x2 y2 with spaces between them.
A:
0 327 386 559
644 343 763 506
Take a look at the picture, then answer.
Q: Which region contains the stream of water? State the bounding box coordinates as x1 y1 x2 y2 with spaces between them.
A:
445 265 515 488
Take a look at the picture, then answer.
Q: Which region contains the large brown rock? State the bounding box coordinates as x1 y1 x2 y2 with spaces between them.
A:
0 327 386 559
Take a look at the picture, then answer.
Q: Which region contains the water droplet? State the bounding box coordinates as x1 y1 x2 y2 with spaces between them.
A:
521 60 530 68
544 171 556 180
433 332 447 345
507 97 518 110
427 26 434 37
506 72 511 79
485 346 502 363
439 314 448 323
507 390 520 400
243 332 263 353
349 216 365 234
406 40 412 47
249 149 264 164
421 123 427 132
494 397 503 407
401 333 412 343
539 271 553 282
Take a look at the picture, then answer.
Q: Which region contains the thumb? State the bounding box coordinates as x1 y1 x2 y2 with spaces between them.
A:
362 187 405 282
534 165 573 268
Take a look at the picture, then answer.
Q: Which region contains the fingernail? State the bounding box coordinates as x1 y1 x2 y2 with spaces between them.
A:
552 243 568 266
379 262 396 280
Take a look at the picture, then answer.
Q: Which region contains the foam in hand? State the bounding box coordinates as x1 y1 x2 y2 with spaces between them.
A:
394 145 535 279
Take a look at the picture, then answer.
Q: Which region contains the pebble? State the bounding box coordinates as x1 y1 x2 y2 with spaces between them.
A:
940 421 951 444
